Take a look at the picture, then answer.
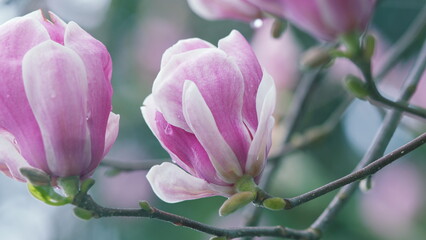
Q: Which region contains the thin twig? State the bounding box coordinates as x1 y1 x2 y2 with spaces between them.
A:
310 32 426 234
357 59 426 118
284 132 426 209
72 193 316 239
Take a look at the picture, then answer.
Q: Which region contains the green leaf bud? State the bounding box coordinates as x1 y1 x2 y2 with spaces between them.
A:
73 207 94 220
344 74 369 100
262 197 286 210
219 191 256 216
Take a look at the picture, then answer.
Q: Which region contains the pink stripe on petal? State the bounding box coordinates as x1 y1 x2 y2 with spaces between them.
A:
155 110 227 185
154 49 251 166
0 15 51 171
22 41 91 177
183 80 243 182
141 95 221 185
64 22 113 168
141 95 193 175
146 162 228 203
218 30 263 134
0 129 30 181
246 72 276 177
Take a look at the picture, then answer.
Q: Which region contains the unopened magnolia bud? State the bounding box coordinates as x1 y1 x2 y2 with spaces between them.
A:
344 75 369 99
219 191 255 216
263 197 286 210
271 19 287 38
363 34 376 60
19 167 50 186
74 207 94 220
300 47 332 69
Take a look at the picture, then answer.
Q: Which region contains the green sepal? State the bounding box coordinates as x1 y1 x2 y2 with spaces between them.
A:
235 175 257 193
344 74 369 100
57 176 80 198
27 183 71 206
73 207 94 220
80 178 95 194
263 197 286 210
219 191 256 216
19 167 51 186
340 32 361 58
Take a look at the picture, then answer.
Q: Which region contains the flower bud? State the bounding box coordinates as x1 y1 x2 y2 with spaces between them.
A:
144 31 276 204
74 207 94 220
262 197 286 210
247 0 377 41
0 10 119 184
219 191 256 216
139 201 154 213
344 74 369 99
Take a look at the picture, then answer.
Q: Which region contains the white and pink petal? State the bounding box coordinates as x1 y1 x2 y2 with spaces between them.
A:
218 30 263 134
182 80 244 182
245 72 276 177
0 129 30 181
22 41 91 177
146 162 231 203
64 21 113 166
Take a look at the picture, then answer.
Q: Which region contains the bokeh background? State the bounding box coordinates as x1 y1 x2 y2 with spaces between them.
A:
0 0 426 239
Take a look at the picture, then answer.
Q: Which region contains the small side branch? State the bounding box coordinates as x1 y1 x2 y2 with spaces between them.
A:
72 193 316 239
284 131 426 209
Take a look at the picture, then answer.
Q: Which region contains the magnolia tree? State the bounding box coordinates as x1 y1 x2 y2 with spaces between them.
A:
1 0 426 239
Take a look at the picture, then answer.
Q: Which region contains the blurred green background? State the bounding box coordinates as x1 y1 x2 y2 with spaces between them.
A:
0 0 425 239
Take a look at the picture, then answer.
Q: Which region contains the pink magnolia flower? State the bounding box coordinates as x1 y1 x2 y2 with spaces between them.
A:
142 30 276 203
0 10 119 181
187 0 262 22
247 0 377 40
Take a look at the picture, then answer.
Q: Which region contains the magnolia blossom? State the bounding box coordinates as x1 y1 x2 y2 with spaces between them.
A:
0 11 119 181
187 0 262 22
248 0 377 40
142 30 276 203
